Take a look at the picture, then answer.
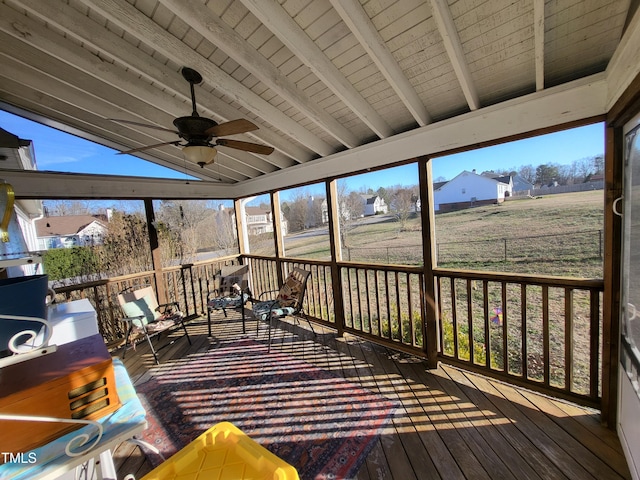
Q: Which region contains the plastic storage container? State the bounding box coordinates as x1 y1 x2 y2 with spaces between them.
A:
141 422 299 480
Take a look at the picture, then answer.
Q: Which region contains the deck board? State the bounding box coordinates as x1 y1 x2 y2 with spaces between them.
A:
111 311 631 480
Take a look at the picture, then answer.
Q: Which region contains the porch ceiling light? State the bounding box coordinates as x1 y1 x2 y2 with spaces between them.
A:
182 145 217 168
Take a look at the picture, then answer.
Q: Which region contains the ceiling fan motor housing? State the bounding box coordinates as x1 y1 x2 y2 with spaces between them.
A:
173 116 218 145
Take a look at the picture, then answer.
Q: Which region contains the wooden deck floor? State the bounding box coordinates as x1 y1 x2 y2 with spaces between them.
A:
113 311 631 480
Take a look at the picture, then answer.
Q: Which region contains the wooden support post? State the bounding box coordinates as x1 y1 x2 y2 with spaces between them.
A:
326 180 345 337
271 192 284 287
419 160 439 368
601 123 623 428
234 198 247 256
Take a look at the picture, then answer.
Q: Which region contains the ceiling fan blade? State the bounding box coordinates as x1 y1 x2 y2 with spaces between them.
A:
117 141 181 155
110 119 179 134
216 139 274 155
205 119 258 137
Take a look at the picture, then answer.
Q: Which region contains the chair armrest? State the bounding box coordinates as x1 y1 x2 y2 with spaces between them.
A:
156 301 179 309
257 289 279 300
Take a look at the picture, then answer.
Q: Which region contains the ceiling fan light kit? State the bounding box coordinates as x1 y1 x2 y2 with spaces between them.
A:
182 144 217 167
112 67 273 168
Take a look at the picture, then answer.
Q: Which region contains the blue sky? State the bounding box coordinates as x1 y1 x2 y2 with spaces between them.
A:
0 110 191 179
1 109 604 193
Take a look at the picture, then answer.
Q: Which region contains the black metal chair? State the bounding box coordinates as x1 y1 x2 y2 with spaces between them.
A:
206 265 252 336
252 267 315 350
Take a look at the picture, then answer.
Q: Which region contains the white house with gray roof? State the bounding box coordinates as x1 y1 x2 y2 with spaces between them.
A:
434 170 513 212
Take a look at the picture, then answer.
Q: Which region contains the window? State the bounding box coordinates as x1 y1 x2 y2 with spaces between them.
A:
279 183 330 260
337 165 422 266
431 123 604 277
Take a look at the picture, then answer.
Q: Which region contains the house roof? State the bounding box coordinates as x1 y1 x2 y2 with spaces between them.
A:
35 215 107 237
244 206 271 216
438 170 510 190
0 0 636 200
361 195 380 205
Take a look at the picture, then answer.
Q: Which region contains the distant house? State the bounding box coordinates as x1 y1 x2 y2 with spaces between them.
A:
243 206 288 236
411 195 421 213
482 171 534 193
511 175 535 192
361 195 388 216
306 196 328 228
434 170 513 212
35 215 108 249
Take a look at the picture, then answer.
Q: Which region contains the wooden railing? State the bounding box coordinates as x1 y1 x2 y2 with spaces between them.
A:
53 254 604 407
49 255 242 345
434 268 603 407
341 263 425 354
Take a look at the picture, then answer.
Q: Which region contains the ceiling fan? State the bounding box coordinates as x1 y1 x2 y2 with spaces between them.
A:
112 67 274 167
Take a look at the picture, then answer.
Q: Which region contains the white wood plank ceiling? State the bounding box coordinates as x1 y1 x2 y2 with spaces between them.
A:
0 0 635 197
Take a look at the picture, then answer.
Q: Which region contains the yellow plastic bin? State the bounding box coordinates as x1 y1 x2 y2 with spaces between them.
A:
140 422 299 480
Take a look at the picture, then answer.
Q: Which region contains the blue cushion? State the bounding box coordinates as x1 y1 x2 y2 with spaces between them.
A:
208 293 249 310
252 300 295 321
121 294 158 327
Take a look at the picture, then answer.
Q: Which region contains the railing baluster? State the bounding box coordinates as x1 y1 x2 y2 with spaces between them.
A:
364 269 371 334
374 270 382 336
521 283 528 379
590 289 600 398
467 279 474 365
385 270 391 339
450 277 458 359
501 282 508 374
483 280 490 369
407 272 414 346
565 287 574 391
543 285 550 386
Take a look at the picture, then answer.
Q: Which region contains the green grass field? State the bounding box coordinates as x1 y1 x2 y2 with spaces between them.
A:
282 190 604 278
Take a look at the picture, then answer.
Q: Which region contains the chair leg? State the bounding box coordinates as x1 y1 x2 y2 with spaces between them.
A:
144 329 160 365
180 319 192 345
121 323 134 360
301 311 315 335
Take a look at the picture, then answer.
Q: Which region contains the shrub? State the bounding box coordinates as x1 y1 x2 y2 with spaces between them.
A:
43 246 101 282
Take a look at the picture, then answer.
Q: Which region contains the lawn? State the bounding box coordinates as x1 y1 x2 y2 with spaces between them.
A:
282 190 604 278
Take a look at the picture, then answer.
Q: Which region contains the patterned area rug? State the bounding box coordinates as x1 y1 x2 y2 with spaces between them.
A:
135 338 397 480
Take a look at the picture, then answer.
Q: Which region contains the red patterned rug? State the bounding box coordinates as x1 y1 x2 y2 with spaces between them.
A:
135 338 397 479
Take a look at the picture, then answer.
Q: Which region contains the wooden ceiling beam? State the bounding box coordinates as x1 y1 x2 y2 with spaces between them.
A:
534 0 545 91
11 0 308 168
429 0 480 111
158 0 361 149
240 0 394 139
78 0 335 157
330 0 431 127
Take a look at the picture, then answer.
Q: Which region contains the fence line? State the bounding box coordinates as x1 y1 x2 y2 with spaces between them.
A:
344 229 603 264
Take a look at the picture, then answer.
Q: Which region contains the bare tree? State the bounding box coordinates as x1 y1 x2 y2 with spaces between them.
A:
285 188 310 233
574 157 593 182
44 200 92 216
155 200 212 264
518 164 536 184
388 185 418 232
336 181 362 248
